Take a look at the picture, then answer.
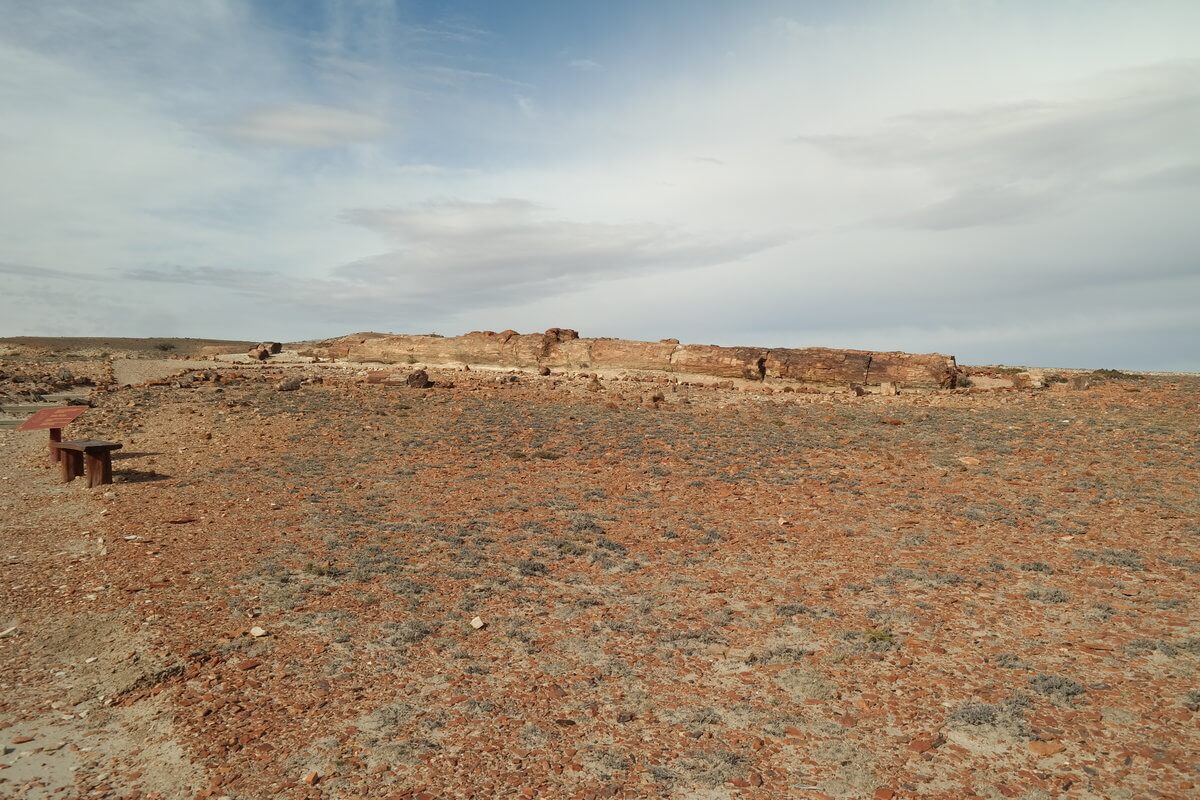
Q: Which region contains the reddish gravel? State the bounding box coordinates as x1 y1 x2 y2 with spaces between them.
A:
1 358 1198 799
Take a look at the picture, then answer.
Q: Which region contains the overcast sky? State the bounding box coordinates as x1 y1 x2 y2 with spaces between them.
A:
2 1 1198 369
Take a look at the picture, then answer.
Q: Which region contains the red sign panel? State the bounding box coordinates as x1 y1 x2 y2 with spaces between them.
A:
17 406 88 431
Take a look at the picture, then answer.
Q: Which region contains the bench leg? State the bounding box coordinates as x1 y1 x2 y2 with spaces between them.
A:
60 451 83 483
84 453 114 488
49 428 62 464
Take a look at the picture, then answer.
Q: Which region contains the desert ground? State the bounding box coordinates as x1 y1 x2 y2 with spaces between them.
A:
1 338 1197 799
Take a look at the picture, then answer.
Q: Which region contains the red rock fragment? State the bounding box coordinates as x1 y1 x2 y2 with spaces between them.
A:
909 733 944 753
1029 740 1065 756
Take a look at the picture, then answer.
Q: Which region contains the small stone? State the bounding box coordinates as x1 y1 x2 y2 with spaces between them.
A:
538 366 551 376
0 626 17 639
85 656 98 664
275 377 302 392
406 369 432 389
238 659 262 670
11 736 34 744
303 770 319 785
1029 740 1065 756
958 456 981 466
249 626 267 638
873 789 896 800
470 616 485 630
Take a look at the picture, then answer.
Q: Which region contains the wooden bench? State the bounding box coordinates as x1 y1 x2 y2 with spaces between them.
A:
51 440 122 487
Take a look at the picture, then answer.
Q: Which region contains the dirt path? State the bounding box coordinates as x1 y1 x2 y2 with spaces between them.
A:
0 431 202 798
110 359 225 388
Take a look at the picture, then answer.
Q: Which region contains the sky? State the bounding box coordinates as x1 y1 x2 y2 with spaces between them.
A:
1 1 1198 369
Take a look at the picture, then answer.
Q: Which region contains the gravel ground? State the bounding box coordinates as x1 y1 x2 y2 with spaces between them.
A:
1 358 1197 799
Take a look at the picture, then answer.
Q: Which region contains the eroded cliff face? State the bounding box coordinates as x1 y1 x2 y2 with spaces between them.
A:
311 329 961 389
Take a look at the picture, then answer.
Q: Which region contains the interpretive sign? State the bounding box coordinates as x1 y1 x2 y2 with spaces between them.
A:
18 406 88 463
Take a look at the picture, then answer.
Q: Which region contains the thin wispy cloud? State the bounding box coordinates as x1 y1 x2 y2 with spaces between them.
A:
229 104 389 147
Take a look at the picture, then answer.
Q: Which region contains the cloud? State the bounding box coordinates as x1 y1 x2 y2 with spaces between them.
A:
335 200 781 302
568 58 601 71
124 264 279 291
117 199 783 321
514 94 537 119
421 65 531 89
228 103 389 147
795 61 1200 229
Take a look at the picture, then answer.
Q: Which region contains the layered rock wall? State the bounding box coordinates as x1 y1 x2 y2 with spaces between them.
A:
312 329 960 389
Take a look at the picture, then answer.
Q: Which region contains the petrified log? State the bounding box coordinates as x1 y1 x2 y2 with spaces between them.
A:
672 345 770 381
314 330 959 389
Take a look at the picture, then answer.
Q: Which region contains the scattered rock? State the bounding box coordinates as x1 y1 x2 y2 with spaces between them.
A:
850 384 867 396
303 770 320 785
0 626 17 639
248 345 271 361
275 377 302 392
470 616 486 630
249 626 268 638
958 456 981 466
406 369 432 389
538 366 551 376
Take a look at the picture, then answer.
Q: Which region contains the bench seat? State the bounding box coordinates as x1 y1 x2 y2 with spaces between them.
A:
51 440 122 487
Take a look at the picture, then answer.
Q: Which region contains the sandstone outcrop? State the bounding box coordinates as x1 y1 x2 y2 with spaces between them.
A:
313 329 961 389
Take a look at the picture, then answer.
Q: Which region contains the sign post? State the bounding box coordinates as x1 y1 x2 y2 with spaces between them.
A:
18 406 89 463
